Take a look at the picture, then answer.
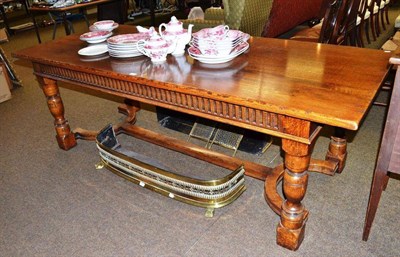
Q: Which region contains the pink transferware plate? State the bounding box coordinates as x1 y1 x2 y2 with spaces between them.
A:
107 33 151 45
80 31 113 43
80 30 111 39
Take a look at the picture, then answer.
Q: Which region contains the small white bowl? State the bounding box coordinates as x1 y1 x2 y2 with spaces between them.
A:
93 20 114 30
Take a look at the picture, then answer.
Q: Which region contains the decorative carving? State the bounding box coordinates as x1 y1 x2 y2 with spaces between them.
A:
37 65 284 133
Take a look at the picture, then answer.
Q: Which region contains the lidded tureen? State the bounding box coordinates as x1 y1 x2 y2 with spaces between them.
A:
137 32 176 63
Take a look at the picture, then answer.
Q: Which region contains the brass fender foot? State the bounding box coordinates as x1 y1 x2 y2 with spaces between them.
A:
95 161 105 170
276 222 306 251
205 208 214 218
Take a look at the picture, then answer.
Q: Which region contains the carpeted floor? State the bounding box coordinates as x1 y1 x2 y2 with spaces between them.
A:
1 4 400 257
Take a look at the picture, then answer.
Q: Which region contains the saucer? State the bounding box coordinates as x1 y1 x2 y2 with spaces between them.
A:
80 31 112 44
78 44 108 56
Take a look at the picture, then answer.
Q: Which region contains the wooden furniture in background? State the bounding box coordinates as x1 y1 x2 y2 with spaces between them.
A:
96 0 127 24
290 0 361 46
12 25 390 251
29 0 118 43
0 45 21 87
363 53 400 241
0 62 12 103
0 0 32 36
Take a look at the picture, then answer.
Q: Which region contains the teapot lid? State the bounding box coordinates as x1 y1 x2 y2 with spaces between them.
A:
168 16 182 26
165 16 183 31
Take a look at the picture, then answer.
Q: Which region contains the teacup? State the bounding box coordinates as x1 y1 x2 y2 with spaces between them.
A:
93 20 114 30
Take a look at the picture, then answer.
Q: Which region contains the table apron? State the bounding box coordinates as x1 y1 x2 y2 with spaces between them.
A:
33 63 321 144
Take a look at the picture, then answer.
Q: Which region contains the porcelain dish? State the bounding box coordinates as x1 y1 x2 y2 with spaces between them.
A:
80 31 112 44
93 20 114 30
107 33 151 58
188 41 249 64
89 23 119 32
78 44 108 56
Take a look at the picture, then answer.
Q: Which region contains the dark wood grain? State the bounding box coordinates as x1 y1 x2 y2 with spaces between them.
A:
13 26 390 131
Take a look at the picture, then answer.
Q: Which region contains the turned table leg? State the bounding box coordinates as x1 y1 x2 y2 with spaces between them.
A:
276 117 315 250
38 76 77 150
277 138 312 250
325 136 347 173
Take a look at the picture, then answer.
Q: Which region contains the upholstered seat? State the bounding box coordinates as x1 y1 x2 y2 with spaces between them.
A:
289 22 323 42
181 0 273 37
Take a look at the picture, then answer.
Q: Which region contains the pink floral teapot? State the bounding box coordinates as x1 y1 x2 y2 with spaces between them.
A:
159 16 193 56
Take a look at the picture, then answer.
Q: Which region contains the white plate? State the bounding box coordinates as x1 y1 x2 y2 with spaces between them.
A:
109 51 143 58
78 44 108 56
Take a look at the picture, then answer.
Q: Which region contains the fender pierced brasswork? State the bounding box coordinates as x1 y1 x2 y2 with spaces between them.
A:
96 124 246 214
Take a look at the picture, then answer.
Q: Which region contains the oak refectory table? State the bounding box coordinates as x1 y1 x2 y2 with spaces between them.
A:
12 25 390 250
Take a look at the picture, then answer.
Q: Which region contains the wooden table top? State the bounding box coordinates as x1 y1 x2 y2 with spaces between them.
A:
29 0 111 12
12 25 391 131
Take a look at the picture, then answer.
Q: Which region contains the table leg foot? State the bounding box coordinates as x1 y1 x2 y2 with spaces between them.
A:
325 136 347 173
56 133 77 150
277 222 306 251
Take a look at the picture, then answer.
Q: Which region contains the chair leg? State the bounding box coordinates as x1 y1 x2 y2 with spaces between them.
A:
385 6 390 25
362 168 389 241
370 13 377 41
380 9 386 31
382 171 390 190
83 15 90 28
365 18 371 44
69 21 75 34
375 12 381 37
358 22 365 47
52 23 57 40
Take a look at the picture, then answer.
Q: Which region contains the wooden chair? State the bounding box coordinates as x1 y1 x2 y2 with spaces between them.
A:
367 0 380 41
356 0 370 47
49 11 89 40
362 54 400 241
290 0 361 46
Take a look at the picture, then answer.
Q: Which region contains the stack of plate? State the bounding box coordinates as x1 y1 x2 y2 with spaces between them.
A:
107 33 151 58
188 26 250 64
80 30 113 44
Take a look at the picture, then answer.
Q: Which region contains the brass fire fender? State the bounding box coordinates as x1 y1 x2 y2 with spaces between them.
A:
95 124 246 217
